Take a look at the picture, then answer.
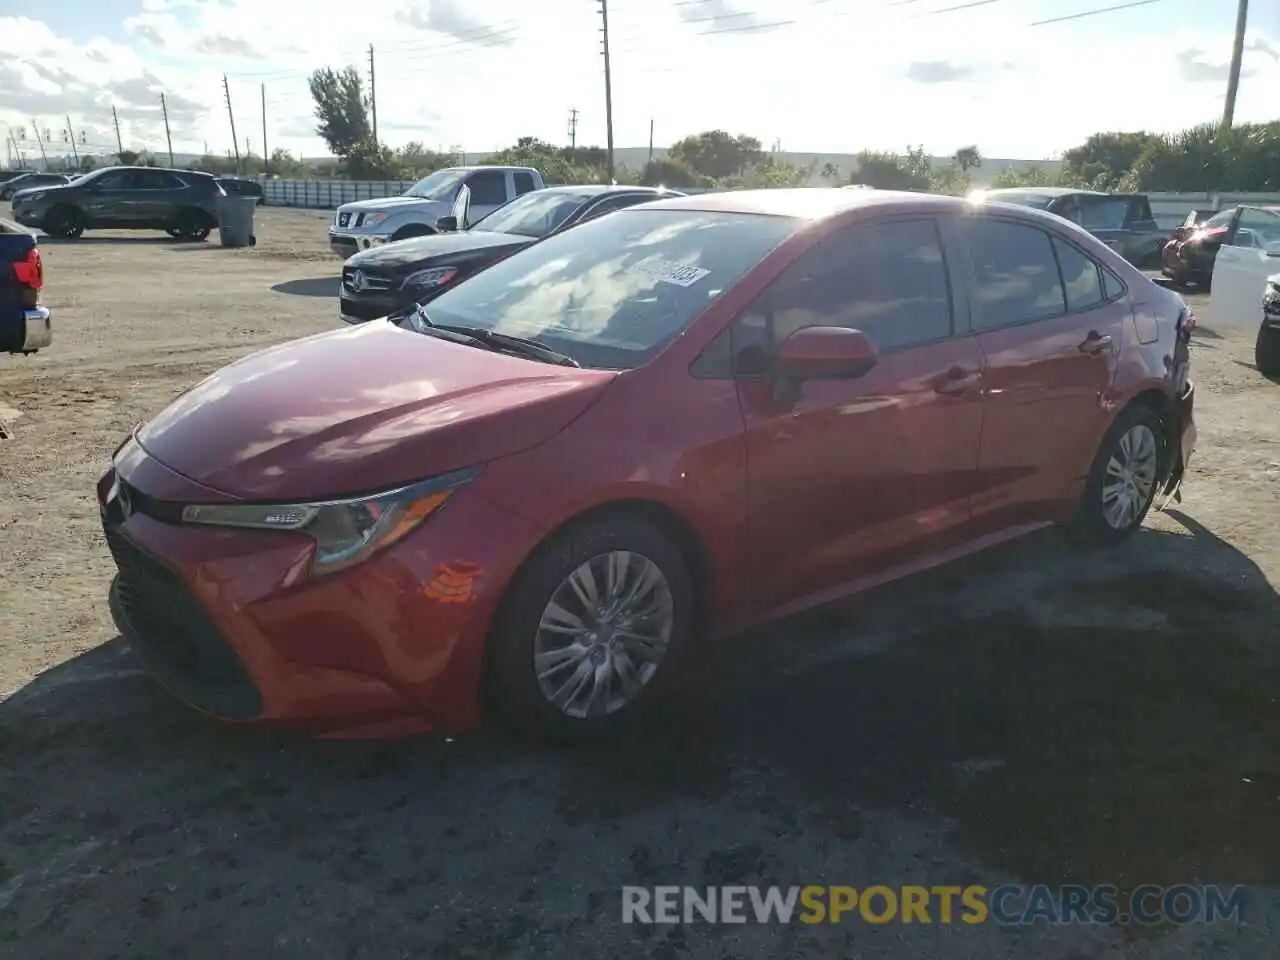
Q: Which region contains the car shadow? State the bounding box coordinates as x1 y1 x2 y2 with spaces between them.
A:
2 518 1276 954
270 277 338 298
1230 359 1279 382
35 235 184 246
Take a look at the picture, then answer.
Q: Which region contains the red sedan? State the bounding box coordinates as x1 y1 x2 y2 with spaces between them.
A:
98 189 1196 740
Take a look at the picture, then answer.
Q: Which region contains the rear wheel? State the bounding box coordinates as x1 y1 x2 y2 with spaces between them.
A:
175 209 210 241
1256 324 1280 377
1068 403 1166 546
45 205 83 239
485 515 695 742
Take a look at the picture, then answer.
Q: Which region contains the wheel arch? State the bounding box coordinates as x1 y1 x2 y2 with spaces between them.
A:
1114 386 1178 479
391 223 436 241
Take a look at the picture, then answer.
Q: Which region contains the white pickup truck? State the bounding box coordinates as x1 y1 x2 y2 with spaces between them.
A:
328 165 544 258
1206 210 1280 375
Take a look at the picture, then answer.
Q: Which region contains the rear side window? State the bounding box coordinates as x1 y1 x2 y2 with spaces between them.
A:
1051 237 1104 311
962 218 1065 330
1077 196 1132 230
513 172 536 195
465 170 508 205
1203 209 1236 230
766 218 954 353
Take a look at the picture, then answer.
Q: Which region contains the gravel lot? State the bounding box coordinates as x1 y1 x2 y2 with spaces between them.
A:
1 208 1277 959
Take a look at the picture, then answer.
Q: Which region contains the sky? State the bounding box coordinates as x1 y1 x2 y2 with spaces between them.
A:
0 0 1277 164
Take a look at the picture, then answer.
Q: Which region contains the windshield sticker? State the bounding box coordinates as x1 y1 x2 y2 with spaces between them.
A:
631 257 709 288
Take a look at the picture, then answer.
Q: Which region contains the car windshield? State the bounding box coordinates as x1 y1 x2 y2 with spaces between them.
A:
404 169 467 200
468 191 587 238
419 208 797 370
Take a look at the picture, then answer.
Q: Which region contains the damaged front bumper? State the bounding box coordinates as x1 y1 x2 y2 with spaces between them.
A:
1156 380 1196 511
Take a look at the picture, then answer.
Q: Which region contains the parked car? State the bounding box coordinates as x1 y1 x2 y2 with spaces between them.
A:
98 188 1195 740
10 165 225 240
216 177 264 205
328 165 545 258
0 218 51 354
1162 205 1280 290
977 188 1167 267
1 172 73 201
339 184 684 323
1204 216 1280 375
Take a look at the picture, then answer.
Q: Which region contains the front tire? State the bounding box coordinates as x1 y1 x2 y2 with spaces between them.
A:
45 205 84 239
1256 324 1280 377
485 515 695 742
175 209 211 241
1068 404 1166 546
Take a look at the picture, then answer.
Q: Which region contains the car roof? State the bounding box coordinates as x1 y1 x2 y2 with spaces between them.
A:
982 187 1115 199
540 184 677 198
637 187 971 220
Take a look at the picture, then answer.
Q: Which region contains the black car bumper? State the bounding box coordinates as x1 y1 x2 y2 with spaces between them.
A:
340 290 405 324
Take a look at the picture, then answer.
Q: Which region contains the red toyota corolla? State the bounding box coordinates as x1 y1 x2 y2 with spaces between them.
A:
98 189 1196 740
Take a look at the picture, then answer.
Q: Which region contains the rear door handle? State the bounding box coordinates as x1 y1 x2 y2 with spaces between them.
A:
1079 331 1113 355
934 365 981 395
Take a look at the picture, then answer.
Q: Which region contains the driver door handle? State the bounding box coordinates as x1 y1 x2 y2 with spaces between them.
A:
933 365 981 395
1079 331 1112 355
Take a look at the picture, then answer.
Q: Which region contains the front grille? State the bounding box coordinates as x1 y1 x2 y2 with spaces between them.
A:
104 524 261 720
337 212 350 228
354 213 366 227
341 267 396 293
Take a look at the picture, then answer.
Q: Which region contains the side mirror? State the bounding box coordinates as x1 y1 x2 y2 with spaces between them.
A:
776 326 878 381
450 182 471 230
435 215 458 232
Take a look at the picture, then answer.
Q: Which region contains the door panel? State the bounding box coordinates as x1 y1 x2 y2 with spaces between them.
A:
957 216 1124 529
734 216 985 612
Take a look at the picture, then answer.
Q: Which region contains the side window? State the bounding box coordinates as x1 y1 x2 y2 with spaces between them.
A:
962 218 1065 330
93 170 138 190
1077 196 1131 230
136 170 183 189
512 172 536 195
465 170 508 205
1050 196 1081 224
1100 265 1123 301
1203 209 1236 231
577 195 645 224
1234 208 1280 248
1051 237 1104 312
761 218 954 354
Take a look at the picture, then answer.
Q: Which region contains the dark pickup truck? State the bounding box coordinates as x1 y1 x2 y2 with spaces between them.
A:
0 219 52 354
978 188 1168 267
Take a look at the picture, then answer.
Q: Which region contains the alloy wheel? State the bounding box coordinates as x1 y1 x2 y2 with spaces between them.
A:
533 550 674 720
1101 423 1158 531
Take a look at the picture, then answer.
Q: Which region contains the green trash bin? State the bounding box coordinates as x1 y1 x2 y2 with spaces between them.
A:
217 195 258 247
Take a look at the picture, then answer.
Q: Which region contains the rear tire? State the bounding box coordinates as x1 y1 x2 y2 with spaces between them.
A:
175 209 210 241
485 515 695 743
1067 403 1166 547
45 205 83 239
1256 324 1280 377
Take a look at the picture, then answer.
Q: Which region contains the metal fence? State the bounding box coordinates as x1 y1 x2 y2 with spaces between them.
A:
261 179 1280 229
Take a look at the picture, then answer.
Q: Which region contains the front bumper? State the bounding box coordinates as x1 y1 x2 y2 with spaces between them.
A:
340 289 403 324
11 206 44 230
97 451 538 737
1157 380 1196 509
329 230 391 258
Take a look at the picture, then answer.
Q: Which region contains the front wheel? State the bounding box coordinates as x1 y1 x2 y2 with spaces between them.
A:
1256 324 1280 377
175 209 210 241
1068 404 1166 547
485 516 695 742
45 205 84 239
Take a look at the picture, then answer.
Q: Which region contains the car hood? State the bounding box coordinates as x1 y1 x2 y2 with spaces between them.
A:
135 322 617 501
338 195 446 214
346 230 532 269
13 182 71 199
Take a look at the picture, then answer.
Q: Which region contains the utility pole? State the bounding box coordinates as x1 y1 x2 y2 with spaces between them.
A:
223 74 241 174
648 116 654 163
160 93 175 167
568 107 578 151
261 83 269 177
111 106 123 155
368 44 378 143
65 115 79 165
597 0 615 182
31 119 49 170
1222 0 1249 131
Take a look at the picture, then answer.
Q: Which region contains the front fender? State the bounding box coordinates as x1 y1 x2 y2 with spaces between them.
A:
376 205 450 235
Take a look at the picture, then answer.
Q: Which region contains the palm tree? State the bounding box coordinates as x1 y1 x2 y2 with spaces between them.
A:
954 146 982 173
821 162 840 183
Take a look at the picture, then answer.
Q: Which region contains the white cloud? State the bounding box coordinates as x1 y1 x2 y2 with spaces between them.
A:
2 2 1278 165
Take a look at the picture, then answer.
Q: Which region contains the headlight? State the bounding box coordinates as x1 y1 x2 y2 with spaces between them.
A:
401 266 458 291
181 465 481 576
363 212 389 226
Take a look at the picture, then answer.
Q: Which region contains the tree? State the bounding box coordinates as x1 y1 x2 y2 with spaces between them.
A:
480 137 606 184
851 149 931 191
396 141 456 177
667 131 763 180
309 65 372 158
78 155 97 172
953 145 982 173
117 149 140 165
1061 132 1161 190
268 147 306 178
821 162 841 183
639 158 703 188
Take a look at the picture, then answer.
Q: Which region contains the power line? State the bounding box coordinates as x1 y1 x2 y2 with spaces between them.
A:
1028 0 1165 26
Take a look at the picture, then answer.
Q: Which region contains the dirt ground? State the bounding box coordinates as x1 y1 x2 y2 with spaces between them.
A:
1 208 1277 959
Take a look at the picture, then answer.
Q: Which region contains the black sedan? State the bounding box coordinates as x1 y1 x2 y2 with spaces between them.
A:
338 185 681 324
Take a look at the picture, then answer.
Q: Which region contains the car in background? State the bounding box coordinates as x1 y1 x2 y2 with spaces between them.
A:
216 177 264 205
329 165 546 258
98 188 1194 741
976 188 1167 267
0 218 51 355
1204 213 1280 375
339 184 683 324
10 166 225 240
1 172 73 201
1162 205 1280 290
